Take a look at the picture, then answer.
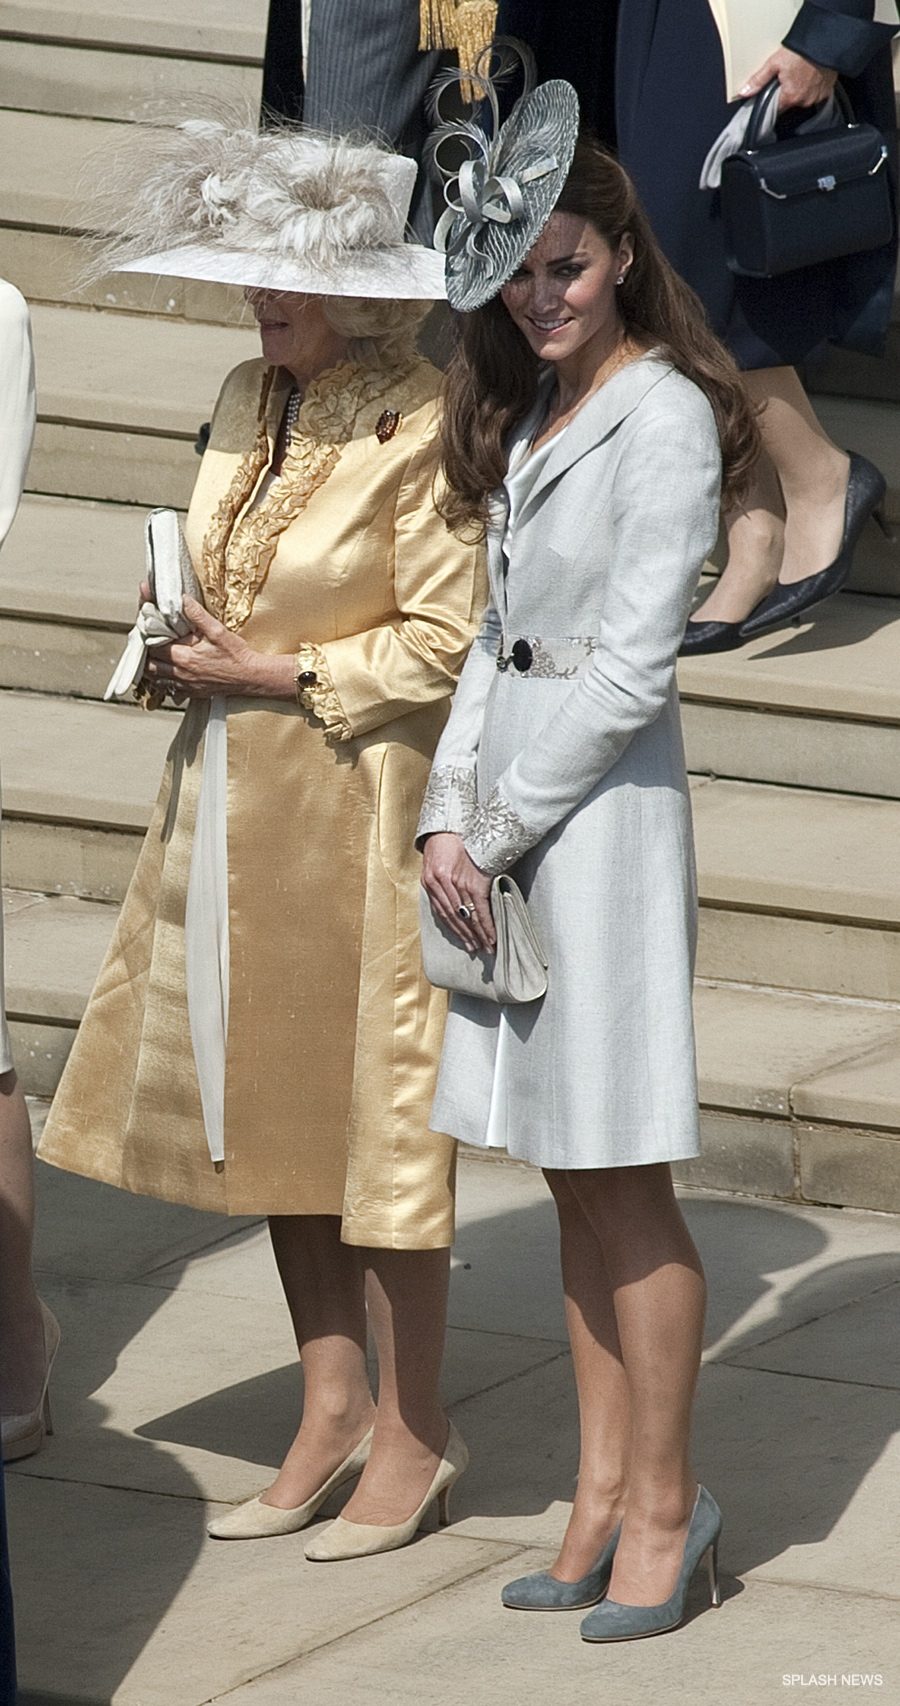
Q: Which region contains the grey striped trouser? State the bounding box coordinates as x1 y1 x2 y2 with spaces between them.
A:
303 0 450 240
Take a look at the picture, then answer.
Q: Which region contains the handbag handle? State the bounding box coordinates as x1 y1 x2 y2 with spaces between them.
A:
744 76 855 151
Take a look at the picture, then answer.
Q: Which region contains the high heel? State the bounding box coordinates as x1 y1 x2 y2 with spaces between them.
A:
304 1421 468 1561
579 1486 722 1643
739 452 886 639
207 1426 374 1539
1 1300 61 1463
678 618 746 656
501 1525 621 1611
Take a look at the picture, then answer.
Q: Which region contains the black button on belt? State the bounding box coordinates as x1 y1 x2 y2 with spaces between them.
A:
511 639 534 673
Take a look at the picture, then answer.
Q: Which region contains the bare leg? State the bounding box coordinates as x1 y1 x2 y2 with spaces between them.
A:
264 1214 375 1509
0 1070 43 1414
689 364 851 624
340 1246 450 1525
745 366 850 586
543 1169 628 1581
566 1163 707 1607
689 451 783 624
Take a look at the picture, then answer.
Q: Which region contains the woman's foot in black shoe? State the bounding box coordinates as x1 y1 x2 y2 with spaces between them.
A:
680 503 783 655
679 618 744 655
740 453 886 640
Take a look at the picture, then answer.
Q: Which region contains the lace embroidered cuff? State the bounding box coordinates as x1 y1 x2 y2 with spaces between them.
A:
416 765 478 841
463 784 535 876
295 643 353 743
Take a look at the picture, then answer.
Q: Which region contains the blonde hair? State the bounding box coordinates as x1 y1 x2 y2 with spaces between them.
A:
323 294 430 367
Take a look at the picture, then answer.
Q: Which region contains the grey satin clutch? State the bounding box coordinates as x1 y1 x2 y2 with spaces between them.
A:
105 507 206 701
419 875 548 1004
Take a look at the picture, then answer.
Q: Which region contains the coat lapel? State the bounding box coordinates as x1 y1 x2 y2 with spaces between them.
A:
514 355 673 533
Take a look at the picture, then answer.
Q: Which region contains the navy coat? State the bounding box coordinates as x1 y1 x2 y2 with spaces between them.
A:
497 0 899 367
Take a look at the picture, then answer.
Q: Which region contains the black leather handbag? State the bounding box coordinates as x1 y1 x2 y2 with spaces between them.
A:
721 79 893 279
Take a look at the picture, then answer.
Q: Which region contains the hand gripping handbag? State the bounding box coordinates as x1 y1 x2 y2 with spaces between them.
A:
419 874 548 1005
720 79 893 278
105 508 206 702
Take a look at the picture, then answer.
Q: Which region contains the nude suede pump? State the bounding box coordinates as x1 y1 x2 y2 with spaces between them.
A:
304 1422 468 1560
207 1427 373 1540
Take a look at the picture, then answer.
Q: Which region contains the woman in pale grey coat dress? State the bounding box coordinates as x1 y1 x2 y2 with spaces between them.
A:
420 84 760 1642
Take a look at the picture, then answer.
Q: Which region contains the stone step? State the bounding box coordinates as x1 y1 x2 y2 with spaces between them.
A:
1 691 174 831
3 888 117 1097
692 777 900 1001
0 689 176 901
31 302 257 434
0 0 269 59
679 589 900 798
0 40 261 125
0 495 146 628
678 981 900 1213
0 226 247 324
806 326 900 405
0 496 146 697
845 511 900 598
6 891 898 1208
23 304 256 507
29 420 197 508
0 111 248 322
0 109 137 230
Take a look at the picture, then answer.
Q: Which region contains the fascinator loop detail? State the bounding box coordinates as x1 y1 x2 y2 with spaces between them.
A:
427 42 580 312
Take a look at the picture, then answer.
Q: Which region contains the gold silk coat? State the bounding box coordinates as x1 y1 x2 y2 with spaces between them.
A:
39 355 485 1247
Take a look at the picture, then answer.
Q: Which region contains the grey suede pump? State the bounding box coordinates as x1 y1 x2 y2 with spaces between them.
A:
580 1486 722 1642
501 1525 621 1611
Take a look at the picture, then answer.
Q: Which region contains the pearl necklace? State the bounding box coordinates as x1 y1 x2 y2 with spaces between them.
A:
284 387 302 446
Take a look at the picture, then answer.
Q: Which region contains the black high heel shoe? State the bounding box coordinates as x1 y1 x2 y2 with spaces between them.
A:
738 453 887 641
678 618 746 656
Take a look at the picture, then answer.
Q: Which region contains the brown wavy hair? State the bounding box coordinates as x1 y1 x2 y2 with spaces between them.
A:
438 137 760 536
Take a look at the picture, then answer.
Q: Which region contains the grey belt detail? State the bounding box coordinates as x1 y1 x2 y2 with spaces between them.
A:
496 635 600 677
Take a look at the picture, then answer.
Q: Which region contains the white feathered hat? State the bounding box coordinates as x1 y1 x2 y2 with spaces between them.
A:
89 118 446 299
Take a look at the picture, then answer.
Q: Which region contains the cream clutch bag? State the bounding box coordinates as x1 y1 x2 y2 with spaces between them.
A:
419 875 548 1004
104 507 205 702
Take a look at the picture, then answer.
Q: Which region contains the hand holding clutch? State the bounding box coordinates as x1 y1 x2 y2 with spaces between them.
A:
105 508 205 703
419 875 548 1005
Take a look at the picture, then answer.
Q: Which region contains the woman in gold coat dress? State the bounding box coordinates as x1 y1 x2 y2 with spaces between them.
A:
40 122 483 1558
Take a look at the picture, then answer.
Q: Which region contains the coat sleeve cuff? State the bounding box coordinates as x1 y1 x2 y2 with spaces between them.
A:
462 783 537 877
294 643 353 743
783 2 896 76
416 764 479 844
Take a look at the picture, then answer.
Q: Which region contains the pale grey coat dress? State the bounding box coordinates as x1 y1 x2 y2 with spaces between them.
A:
417 354 722 1169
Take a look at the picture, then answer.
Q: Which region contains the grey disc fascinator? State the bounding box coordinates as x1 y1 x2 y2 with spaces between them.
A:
428 45 580 312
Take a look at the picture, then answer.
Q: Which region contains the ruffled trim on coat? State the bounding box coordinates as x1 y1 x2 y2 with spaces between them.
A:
201 359 414 631
294 642 353 743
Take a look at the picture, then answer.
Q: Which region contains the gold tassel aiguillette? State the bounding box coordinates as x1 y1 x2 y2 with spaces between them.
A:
419 1 499 97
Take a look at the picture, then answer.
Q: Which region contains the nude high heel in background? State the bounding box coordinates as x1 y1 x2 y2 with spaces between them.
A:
2 1299 61 1463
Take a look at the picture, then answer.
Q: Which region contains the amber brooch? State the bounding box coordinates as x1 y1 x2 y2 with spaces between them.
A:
376 408 403 443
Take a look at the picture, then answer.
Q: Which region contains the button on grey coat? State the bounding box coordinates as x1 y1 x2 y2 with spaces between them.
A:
418 355 722 1168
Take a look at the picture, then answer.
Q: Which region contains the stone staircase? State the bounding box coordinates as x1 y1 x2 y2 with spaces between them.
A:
2 4 899 1212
